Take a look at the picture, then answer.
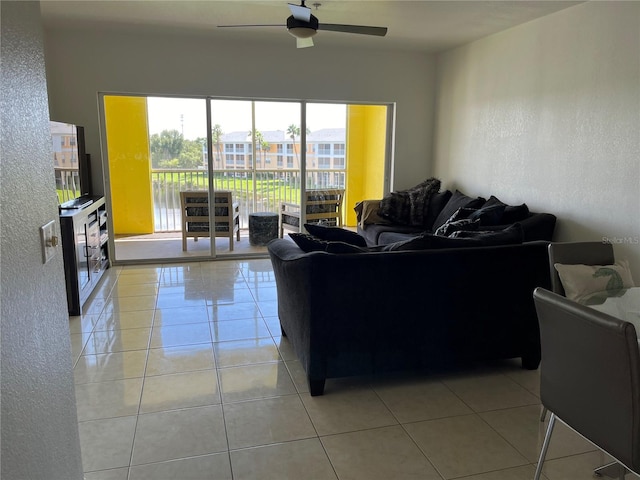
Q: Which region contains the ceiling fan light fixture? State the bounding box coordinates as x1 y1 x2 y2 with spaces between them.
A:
288 26 317 39
296 37 314 48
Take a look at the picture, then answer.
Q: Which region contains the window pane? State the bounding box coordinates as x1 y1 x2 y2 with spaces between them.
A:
306 103 346 189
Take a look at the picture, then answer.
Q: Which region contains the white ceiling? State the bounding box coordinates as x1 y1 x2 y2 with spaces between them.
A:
40 0 583 53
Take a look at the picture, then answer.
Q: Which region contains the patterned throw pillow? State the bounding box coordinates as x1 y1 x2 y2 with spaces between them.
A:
378 178 442 226
431 190 485 231
434 208 480 237
554 261 636 304
434 218 479 237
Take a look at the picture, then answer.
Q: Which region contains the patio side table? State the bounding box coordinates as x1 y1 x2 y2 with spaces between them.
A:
249 212 279 246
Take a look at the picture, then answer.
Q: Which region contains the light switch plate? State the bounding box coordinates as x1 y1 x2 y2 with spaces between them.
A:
40 220 58 264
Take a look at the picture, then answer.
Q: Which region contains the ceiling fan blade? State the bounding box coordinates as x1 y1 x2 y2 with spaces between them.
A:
218 24 284 28
296 37 314 48
318 23 388 36
288 3 311 22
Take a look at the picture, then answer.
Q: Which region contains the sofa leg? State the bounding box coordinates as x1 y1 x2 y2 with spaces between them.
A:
309 377 325 396
521 354 540 370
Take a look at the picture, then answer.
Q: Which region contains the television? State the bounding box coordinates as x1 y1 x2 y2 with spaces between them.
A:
50 121 92 209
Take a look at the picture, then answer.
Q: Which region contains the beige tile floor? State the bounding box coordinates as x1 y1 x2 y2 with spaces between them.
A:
71 259 626 480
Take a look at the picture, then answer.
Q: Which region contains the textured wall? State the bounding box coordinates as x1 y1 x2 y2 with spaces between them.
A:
42 25 435 194
0 2 84 478
434 1 640 275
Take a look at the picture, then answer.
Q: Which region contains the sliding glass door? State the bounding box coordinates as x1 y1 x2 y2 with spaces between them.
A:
101 94 391 264
103 95 213 262
208 99 303 224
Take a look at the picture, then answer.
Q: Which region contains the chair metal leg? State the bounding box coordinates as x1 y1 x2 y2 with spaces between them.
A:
594 461 627 479
534 412 556 480
540 406 547 422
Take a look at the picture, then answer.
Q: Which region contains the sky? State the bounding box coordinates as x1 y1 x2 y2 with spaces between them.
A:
146 97 346 140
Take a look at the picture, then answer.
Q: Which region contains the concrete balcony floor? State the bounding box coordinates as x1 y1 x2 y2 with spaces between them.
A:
114 229 271 262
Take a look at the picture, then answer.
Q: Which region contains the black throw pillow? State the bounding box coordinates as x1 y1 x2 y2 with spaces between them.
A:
304 223 367 247
482 195 506 209
289 233 367 254
483 195 530 223
502 203 530 223
424 190 452 230
467 203 506 226
431 190 485 231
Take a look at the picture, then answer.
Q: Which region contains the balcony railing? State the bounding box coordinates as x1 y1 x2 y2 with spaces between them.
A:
152 168 346 232
54 167 81 203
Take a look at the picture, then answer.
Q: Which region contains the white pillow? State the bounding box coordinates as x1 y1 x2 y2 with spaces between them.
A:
554 260 636 304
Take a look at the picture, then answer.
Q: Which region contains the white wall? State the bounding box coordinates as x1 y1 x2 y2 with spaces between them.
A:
434 1 640 275
0 2 84 478
43 25 436 195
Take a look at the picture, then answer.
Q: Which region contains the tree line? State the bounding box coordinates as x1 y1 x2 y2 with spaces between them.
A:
150 129 205 169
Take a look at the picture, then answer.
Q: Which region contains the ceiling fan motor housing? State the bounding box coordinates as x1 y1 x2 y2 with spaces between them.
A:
287 13 319 37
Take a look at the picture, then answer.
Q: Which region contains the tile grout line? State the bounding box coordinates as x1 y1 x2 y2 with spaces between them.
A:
124 267 159 480
215 377 235 478
370 386 447 480
205 264 237 479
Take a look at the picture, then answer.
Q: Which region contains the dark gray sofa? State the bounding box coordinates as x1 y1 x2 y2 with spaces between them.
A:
359 211 557 247
268 239 553 395
355 187 557 247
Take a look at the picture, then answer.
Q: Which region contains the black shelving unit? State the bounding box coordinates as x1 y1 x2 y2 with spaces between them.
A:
59 196 110 315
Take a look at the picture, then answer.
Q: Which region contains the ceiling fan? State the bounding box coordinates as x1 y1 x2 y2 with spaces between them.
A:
218 1 388 49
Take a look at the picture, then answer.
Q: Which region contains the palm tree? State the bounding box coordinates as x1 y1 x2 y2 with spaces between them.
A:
248 129 270 167
286 124 301 165
211 124 224 168
260 138 270 166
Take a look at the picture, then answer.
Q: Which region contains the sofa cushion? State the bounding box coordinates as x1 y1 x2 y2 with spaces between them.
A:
382 232 483 251
432 190 486 231
483 195 530 223
468 203 507 226
503 203 530 224
377 231 428 245
481 212 555 242
449 223 524 246
289 233 367 254
554 260 635 304
304 223 368 247
424 190 453 230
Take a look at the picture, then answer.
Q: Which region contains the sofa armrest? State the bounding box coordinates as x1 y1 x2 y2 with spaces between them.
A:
484 212 556 242
266 237 310 261
520 213 556 241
